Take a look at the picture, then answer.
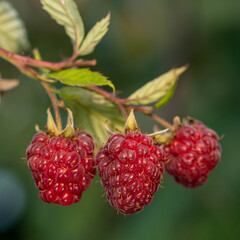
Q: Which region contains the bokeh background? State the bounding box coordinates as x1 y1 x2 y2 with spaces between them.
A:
0 0 240 239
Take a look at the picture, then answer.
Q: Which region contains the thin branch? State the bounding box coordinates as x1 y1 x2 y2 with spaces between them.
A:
86 85 129 119
41 81 62 131
86 86 173 128
71 59 97 67
0 47 96 71
117 102 128 120
86 85 126 103
125 104 173 129
145 112 173 130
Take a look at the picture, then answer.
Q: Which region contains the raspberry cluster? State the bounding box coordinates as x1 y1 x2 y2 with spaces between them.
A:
96 131 167 214
164 120 221 188
25 109 222 214
26 131 95 206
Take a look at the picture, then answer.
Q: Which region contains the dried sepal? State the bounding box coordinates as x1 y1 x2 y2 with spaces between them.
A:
61 108 75 138
182 116 195 126
104 121 115 136
151 116 183 145
46 108 60 136
148 129 173 145
124 110 139 134
172 116 182 131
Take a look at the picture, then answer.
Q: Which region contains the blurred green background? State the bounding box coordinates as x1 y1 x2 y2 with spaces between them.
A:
0 0 239 239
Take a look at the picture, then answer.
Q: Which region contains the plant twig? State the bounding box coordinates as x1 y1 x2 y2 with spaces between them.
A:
41 81 62 131
86 85 126 103
86 85 173 129
145 112 173 130
117 102 128 120
86 85 129 120
0 47 96 71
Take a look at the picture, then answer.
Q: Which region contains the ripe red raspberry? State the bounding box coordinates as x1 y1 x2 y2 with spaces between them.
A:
26 131 95 206
96 131 167 214
164 120 221 188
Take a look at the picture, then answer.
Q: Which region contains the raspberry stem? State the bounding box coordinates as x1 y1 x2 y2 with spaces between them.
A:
0 47 96 70
41 82 62 131
145 112 174 131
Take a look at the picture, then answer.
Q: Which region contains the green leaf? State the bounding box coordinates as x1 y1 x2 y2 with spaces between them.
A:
41 0 84 50
154 82 176 108
0 1 29 53
47 68 115 90
127 65 188 105
58 87 124 146
79 13 110 56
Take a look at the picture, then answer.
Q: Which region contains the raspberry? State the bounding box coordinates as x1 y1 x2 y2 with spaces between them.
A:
26 131 95 206
164 120 221 188
96 131 167 214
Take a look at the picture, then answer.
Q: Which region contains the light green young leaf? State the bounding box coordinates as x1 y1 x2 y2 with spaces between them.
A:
41 0 84 50
58 87 124 146
127 65 188 105
154 82 176 108
79 13 110 56
0 1 29 52
47 68 115 90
